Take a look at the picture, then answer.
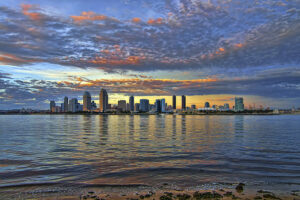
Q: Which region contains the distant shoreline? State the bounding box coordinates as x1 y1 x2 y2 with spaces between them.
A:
1 112 298 115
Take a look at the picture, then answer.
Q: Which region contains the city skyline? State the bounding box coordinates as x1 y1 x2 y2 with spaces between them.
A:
0 0 300 109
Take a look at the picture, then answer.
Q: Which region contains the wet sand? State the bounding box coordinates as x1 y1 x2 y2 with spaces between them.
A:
0 183 299 200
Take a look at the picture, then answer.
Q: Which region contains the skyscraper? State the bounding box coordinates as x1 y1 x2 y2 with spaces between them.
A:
182 95 186 110
129 96 134 112
118 100 126 111
235 97 244 112
134 103 140 112
172 95 176 109
99 89 108 112
224 103 230 110
205 102 210 108
140 99 149 112
64 96 68 112
50 100 55 112
161 99 166 112
155 99 161 113
69 98 78 112
83 91 92 111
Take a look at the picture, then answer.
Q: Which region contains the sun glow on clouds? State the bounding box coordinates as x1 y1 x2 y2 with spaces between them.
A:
0 0 300 109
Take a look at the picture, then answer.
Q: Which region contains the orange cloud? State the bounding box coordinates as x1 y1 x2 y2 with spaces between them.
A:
219 47 225 52
88 56 145 66
0 53 39 65
147 17 163 25
71 11 107 22
21 4 44 22
235 43 244 48
132 17 141 23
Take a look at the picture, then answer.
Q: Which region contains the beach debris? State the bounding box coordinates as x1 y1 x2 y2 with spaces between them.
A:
235 183 245 193
176 193 191 200
262 193 282 199
223 191 232 197
193 191 223 199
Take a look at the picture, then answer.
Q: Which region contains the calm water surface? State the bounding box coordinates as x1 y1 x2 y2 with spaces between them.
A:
0 114 299 190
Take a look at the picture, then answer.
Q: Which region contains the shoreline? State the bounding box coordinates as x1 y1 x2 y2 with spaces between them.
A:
0 183 299 200
0 112 296 116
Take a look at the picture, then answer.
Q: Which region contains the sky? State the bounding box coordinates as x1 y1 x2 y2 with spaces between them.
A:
0 0 299 109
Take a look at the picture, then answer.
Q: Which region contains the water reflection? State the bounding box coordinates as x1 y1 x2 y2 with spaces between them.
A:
0 114 299 190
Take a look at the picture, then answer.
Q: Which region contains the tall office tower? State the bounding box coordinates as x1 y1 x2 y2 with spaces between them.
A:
161 99 166 112
126 103 130 111
205 102 210 108
140 99 149 112
69 98 78 112
64 96 68 112
91 101 97 110
118 100 127 111
235 97 244 112
172 95 176 109
50 101 55 112
224 103 230 110
182 95 186 110
99 89 108 112
134 103 140 112
129 96 134 112
155 99 161 113
83 91 92 111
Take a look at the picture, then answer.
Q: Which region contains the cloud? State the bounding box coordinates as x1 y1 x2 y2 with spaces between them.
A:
0 1 298 73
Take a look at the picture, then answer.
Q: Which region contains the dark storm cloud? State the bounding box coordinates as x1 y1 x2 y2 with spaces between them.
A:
0 0 299 72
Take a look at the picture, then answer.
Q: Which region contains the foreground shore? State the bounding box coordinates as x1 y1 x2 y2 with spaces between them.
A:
1 183 299 200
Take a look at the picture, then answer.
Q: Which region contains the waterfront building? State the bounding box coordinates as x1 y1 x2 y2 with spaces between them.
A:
50 101 55 112
99 89 108 112
205 102 210 108
129 96 134 112
69 98 78 112
172 95 176 109
235 97 244 112
83 91 92 111
191 105 196 110
118 100 127 112
224 103 230 110
140 99 150 112
134 103 140 112
64 96 68 112
161 99 166 112
91 101 97 110
155 99 162 113
212 105 217 109
126 103 130 111
182 95 186 110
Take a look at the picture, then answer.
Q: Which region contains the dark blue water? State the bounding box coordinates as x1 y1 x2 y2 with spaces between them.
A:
0 114 299 191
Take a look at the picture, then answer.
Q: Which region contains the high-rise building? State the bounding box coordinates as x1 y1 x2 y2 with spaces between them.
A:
99 89 108 112
172 95 176 109
118 100 126 111
64 96 68 112
191 105 196 109
235 97 244 112
83 91 92 111
134 103 140 112
155 99 161 113
126 103 130 111
205 102 210 108
161 99 166 112
129 96 134 112
50 100 55 112
140 99 149 112
69 98 78 112
91 101 97 110
182 95 186 110
224 103 230 110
